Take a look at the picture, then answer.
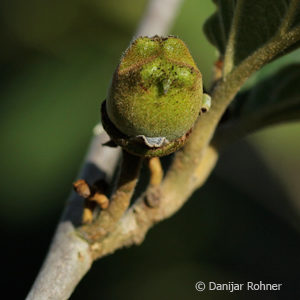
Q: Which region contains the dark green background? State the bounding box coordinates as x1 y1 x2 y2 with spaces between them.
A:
1 1 299 299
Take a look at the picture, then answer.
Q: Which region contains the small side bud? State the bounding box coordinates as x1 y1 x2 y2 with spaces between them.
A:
201 94 212 113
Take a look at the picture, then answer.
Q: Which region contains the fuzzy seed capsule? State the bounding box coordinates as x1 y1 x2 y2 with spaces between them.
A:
106 36 204 144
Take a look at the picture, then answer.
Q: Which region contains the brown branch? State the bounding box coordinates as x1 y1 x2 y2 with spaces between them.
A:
90 146 219 259
79 150 142 242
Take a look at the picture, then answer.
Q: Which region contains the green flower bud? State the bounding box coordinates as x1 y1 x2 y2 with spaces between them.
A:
102 36 208 157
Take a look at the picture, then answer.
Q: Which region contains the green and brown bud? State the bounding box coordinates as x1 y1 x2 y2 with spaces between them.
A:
102 36 207 157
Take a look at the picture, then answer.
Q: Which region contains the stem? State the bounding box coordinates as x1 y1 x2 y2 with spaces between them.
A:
79 150 142 243
176 23 300 173
90 145 219 259
148 157 163 187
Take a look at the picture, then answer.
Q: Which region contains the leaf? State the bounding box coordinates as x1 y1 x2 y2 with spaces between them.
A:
204 0 300 75
227 64 300 133
203 0 236 55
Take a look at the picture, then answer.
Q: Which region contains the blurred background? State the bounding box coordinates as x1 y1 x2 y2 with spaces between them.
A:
0 0 299 299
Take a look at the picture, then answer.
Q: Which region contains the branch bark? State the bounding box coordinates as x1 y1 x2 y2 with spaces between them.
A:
26 1 184 299
79 150 143 242
90 145 219 259
26 127 120 300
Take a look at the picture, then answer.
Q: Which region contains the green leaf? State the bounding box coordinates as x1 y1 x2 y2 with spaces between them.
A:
203 0 236 55
218 64 300 143
242 64 300 123
204 0 300 75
